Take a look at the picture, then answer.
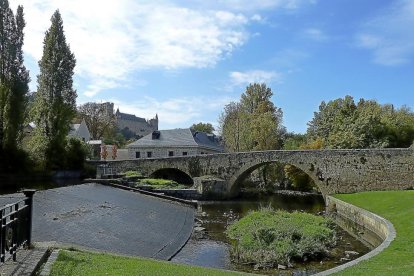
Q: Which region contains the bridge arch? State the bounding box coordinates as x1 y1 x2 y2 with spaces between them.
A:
228 159 321 196
149 168 194 185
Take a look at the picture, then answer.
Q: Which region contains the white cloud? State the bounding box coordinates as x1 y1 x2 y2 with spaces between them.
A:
251 14 263 22
229 70 282 87
355 0 414 66
104 96 233 129
9 0 250 96
205 0 317 12
303 28 328 42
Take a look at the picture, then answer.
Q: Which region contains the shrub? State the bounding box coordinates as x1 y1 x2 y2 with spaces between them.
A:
134 178 187 189
123 171 142 177
226 208 336 267
65 138 88 170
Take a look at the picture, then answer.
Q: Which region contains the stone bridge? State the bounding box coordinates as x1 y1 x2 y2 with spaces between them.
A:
97 148 414 198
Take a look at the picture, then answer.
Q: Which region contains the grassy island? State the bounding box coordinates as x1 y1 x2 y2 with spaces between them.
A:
225 208 336 268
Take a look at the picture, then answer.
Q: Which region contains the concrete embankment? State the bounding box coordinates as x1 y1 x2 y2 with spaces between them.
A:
316 196 396 275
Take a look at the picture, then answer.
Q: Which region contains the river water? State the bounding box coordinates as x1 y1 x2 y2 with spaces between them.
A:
172 193 370 275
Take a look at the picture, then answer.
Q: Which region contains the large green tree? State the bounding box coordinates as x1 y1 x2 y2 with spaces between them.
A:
219 83 284 190
307 96 414 149
219 83 283 152
31 10 76 169
0 1 29 152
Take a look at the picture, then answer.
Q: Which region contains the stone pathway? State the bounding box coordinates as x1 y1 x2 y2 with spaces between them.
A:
0 247 49 276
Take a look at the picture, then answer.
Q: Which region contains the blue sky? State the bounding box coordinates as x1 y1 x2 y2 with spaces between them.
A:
9 0 414 133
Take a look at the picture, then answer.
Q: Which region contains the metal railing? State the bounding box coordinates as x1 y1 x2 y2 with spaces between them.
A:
0 190 35 263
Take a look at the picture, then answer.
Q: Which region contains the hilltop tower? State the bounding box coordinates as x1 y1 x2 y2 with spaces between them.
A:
149 114 159 130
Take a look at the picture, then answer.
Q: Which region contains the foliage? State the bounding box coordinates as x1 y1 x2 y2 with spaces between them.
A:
50 249 245 276
226 208 336 267
78 102 116 140
191 122 215 134
30 10 76 170
219 83 285 189
0 1 30 153
134 178 187 189
219 83 284 152
284 164 316 191
0 147 34 173
64 138 88 170
335 191 414 275
123 171 142 177
307 96 414 149
283 133 307 150
103 130 127 148
263 163 285 190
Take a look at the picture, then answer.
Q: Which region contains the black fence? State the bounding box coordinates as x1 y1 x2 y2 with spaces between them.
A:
0 190 35 263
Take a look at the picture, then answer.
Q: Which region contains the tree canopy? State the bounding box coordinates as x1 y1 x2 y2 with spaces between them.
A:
30 10 76 169
78 102 116 140
190 122 215 134
0 1 30 152
307 96 414 149
219 83 284 152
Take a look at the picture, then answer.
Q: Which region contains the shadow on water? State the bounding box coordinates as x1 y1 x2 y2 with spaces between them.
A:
172 193 370 275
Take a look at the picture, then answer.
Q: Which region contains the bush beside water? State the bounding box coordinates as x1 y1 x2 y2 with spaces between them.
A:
226 208 336 268
123 171 143 178
121 171 188 189
133 178 187 189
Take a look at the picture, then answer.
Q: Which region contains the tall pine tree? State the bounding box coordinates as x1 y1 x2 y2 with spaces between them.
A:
31 10 76 169
0 1 29 152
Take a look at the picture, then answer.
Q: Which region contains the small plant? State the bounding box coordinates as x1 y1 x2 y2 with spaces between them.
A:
134 178 187 189
140 178 177 186
123 171 142 178
226 208 336 268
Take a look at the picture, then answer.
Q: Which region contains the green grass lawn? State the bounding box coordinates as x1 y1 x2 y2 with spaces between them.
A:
49 249 247 276
334 190 414 275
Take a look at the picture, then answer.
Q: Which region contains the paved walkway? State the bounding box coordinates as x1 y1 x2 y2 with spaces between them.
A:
32 183 195 260
0 247 49 276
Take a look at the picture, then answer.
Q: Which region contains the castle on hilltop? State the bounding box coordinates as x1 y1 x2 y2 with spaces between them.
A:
102 102 158 138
